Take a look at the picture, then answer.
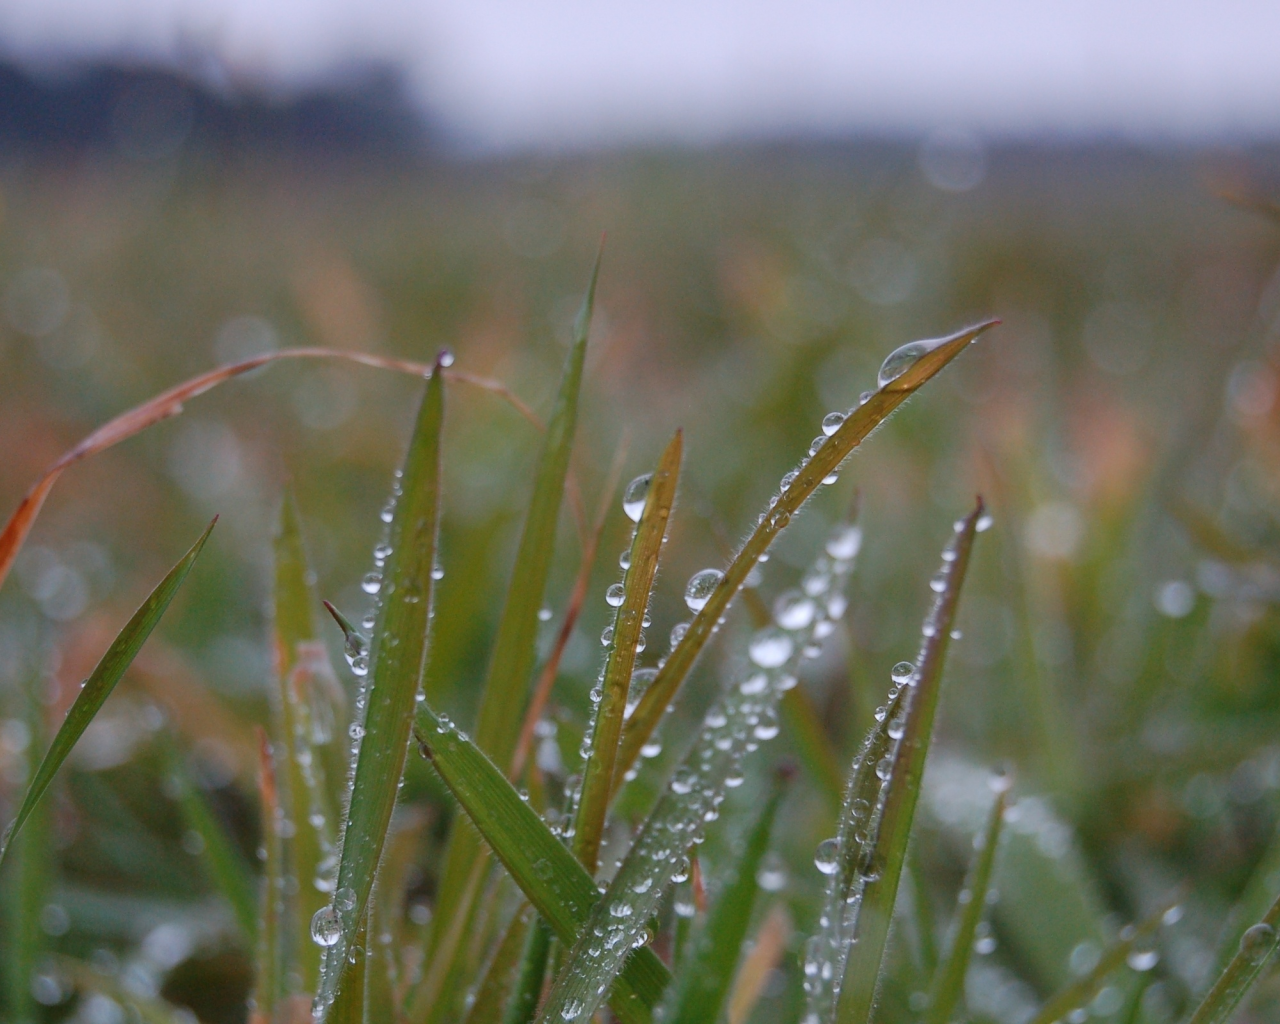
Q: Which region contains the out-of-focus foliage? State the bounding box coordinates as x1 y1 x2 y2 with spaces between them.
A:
2 141 1280 1024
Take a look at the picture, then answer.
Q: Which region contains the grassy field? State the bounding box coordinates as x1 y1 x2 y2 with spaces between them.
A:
2 139 1280 1024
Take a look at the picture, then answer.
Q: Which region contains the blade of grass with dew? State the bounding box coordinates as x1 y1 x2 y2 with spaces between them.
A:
727 903 793 1024
1025 898 1180 1024
574 430 681 872
461 905 532 1024
925 778 1010 1024
835 501 984 1024
536 520 862 1024
616 321 999 788
419 254 600 1022
664 769 788 1024
313 360 444 1020
328 912 368 1024
4 676 51 1024
1184 897 1280 1024
412 704 669 1024
802 683 909 1023
162 739 258 941
252 729 286 1024
0 517 215 868
504 918 552 1024
274 493 341 992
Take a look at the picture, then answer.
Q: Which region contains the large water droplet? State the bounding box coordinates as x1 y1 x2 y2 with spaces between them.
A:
1240 923 1276 960
775 589 817 631
605 583 626 607
623 474 652 522
822 411 845 436
361 572 383 595
826 525 863 561
749 628 793 668
891 661 916 686
814 838 839 875
685 569 723 612
311 906 342 947
877 335 950 389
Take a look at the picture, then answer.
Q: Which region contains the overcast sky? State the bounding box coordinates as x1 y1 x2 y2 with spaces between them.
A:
3 0 1278 149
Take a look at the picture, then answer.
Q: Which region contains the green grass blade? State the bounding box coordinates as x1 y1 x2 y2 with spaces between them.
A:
163 740 258 941
835 502 984 1024
0 517 216 869
1183 894 1280 1024
460 905 533 1024
328 913 368 1024
537 521 861 1024
617 321 999 783
252 728 287 1024
503 918 552 1024
664 771 788 1024
423 254 600 1012
275 493 341 993
925 779 1010 1024
574 430 681 872
803 682 908 1024
4 678 51 1024
1025 899 1178 1024
413 702 668 1024
314 361 445 1020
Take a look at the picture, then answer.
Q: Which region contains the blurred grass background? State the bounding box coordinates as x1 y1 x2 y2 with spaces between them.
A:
4 135 1280 1022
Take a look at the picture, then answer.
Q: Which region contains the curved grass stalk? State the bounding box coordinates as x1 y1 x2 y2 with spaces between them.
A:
536 519 862 1024
314 359 445 1020
835 501 984 1024
1184 893 1280 1024
0 518 216 869
616 321 999 788
573 430 681 873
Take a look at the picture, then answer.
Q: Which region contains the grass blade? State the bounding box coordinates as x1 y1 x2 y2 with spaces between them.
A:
924 777 1010 1024
836 501 984 1024
537 520 862 1024
0 517 216 869
617 321 999 785
413 703 669 1024
251 728 287 1024
664 769 788 1024
1183 895 1280 1024
574 430 682 872
163 740 259 941
1025 898 1179 1024
503 919 552 1024
461 905 533 1024
314 359 445 1019
4 677 52 1024
420 252 600 1021
727 903 793 1024
274 493 342 993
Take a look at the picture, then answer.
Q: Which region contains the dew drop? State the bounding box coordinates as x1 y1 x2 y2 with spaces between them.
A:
361 572 383 595
438 350 455 368
775 589 817 631
822 411 845 436
808 436 827 457
749 628 793 668
814 838 839 875
561 999 583 1020
623 474 652 522
601 625 614 646
891 661 916 686
431 565 445 581
757 852 788 891
1240 923 1276 959
685 569 723 612
311 906 342 947
877 335 949 389
669 621 689 648
1126 949 1159 972
605 583 626 607
976 511 994 532
826 525 863 561
538 607 553 622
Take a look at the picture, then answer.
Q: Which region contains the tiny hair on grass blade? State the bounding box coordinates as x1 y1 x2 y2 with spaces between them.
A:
615 321 999 790
0 516 216 869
